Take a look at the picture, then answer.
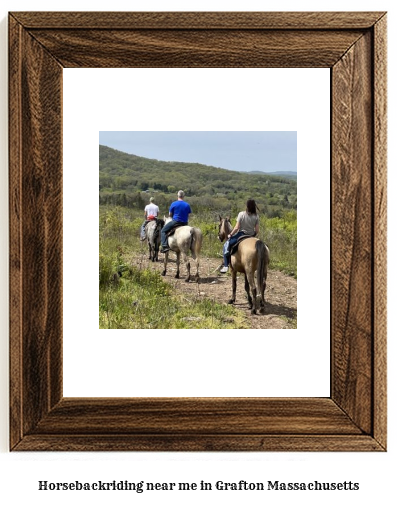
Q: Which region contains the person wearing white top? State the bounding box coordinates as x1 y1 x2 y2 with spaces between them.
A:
140 197 159 240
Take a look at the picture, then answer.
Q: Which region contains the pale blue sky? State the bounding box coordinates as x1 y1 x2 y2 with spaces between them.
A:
99 131 296 173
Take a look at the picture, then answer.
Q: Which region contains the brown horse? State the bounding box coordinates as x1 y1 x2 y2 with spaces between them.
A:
218 217 269 314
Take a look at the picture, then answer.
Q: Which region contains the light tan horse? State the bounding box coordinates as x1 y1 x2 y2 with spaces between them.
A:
218 217 269 314
161 217 203 282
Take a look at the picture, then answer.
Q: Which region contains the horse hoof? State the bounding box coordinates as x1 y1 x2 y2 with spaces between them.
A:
228 299 235 305
161 271 166 276
251 309 257 315
185 277 190 283
175 274 180 279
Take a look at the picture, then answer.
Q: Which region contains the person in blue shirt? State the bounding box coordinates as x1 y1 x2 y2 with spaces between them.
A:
160 190 192 253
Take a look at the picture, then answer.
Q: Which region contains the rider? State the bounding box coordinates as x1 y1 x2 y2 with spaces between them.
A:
160 190 192 253
220 199 260 273
140 197 159 240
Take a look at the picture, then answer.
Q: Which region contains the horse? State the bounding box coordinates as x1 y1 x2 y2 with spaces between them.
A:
161 217 203 282
218 216 270 314
145 218 164 262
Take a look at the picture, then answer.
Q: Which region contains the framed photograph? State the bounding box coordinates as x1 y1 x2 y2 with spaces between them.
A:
96 130 298 330
9 11 387 451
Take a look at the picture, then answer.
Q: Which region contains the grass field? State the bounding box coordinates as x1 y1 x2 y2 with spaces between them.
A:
99 206 297 329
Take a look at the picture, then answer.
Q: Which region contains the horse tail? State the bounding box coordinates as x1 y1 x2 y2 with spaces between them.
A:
190 227 203 260
255 240 269 289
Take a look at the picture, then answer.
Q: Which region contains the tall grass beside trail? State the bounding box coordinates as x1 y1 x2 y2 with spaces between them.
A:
99 263 248 330
260 211 297 278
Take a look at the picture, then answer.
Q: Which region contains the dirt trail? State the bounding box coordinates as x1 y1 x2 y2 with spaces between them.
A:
133 249 297 329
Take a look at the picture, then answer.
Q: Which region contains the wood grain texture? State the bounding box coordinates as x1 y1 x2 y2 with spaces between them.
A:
12 11 386 29
9 16 64 447
14 435 383 452
8 11 387 452
9 15 23 450
332 32 373 434
27 29 363 68
32 398 362 435
373 15 387 449
21 28 64 433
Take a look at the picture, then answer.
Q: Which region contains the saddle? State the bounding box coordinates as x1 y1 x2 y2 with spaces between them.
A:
165 224 185 238
229 234 252 256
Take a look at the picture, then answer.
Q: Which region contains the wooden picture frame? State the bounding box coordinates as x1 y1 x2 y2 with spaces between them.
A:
9 11 387 451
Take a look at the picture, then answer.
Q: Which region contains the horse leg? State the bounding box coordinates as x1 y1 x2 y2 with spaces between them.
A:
259 246 269 313
194 256 200 282
260 269 267 313
247 271 257 314
259 281 266 313
156 237 161 262
161 251 169 276
190 229 201 282
175 252 180 278
228 269 237 304
183 252 190 282
152 240 158 262
244 274 253 309
148 243 152 261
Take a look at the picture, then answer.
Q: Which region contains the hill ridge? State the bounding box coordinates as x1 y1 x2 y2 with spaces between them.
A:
99 144 297 217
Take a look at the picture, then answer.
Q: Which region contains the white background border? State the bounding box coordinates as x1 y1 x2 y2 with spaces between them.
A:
0 2 395 507
63 68 330 397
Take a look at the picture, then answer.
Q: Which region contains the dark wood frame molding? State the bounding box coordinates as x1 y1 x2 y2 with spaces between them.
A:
9 12 387 451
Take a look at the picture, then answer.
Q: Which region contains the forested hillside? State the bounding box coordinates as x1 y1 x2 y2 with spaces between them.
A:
248 170 297 180
99 145 297 217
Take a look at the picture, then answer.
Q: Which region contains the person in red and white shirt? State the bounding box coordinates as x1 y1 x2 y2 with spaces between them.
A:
140 197 160 240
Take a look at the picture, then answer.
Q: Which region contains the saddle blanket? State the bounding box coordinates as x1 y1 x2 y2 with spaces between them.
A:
230 236 268 256
230 234 253 255
165 224 185 238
